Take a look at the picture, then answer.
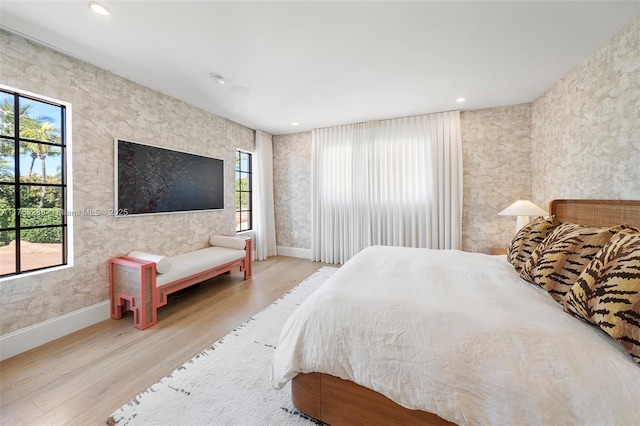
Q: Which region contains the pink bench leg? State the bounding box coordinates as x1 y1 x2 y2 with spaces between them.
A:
110 258 158 329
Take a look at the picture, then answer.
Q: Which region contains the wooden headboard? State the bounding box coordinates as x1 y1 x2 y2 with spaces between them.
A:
549 199 640 228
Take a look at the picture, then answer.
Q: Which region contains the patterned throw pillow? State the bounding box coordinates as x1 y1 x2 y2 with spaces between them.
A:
508 216 556 273
520 222 625 303
563 227 640 364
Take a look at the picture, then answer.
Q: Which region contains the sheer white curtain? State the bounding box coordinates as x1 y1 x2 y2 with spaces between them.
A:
253 130 277 260
311 111 462 264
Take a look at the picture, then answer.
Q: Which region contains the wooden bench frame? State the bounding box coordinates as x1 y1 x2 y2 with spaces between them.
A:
109 238 252 330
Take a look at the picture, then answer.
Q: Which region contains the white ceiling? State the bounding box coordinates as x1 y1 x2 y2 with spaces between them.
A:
1 1 638 135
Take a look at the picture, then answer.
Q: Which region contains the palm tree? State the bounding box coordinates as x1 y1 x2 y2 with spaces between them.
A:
0 98 62 207
0 98 16 136
1 99 39 176
0 147 12 175
0 98 36 136
19 121 61 207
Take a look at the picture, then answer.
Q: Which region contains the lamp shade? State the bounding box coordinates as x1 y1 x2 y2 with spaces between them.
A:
498 200 548 217
499 200 548 234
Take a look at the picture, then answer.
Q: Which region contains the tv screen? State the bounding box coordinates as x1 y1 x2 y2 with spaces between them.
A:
115 139 224 216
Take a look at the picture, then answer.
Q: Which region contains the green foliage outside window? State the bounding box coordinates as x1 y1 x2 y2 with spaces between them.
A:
235 176 250 210
0 91 66 276
235 150 252 232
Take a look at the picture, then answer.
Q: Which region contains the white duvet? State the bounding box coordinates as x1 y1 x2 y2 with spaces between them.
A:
272 246 640 425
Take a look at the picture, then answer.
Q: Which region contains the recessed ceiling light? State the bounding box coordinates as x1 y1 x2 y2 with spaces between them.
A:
211 75 225 85
89 2 111 16
456 97 467 103
292 122 299 126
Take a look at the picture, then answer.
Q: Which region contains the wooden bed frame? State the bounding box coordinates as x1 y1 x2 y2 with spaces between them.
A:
291 199 640 426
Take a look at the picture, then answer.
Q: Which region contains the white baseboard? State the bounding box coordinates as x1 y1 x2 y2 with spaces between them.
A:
0 246 308 361
0 300 111 361
276 246 311 260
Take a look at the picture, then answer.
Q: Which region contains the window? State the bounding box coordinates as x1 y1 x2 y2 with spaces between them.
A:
235 150 252 232
0 88 69 278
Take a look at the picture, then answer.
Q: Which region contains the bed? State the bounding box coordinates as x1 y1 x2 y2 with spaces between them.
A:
272 199 640 425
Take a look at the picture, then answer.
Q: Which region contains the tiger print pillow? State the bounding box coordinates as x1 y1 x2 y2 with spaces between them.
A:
563 227 640 364
520 222 625 303
508 216 556 273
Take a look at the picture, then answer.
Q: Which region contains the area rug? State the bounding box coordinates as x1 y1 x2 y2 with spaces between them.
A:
107 266 338 426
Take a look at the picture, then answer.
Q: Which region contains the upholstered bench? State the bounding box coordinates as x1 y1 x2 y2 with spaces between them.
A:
109 236 252 329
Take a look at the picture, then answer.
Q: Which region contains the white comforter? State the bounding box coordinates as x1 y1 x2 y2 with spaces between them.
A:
272 246 640 425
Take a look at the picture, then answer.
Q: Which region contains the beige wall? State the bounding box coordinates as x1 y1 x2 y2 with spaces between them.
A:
270 17 640 254
272 132 312 249
4 14 637 336
0 31 254 335
271 105 534 253
531 17 640 206
461 104 533 253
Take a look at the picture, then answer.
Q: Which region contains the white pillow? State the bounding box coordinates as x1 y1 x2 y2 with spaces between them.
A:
128 251 172 274
209 235 246 250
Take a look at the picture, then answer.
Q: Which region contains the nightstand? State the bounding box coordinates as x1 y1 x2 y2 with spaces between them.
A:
489 247 508 255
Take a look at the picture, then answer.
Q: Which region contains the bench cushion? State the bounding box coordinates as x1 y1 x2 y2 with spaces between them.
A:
128 250 173 273
156 246 246 287
210 235 247 250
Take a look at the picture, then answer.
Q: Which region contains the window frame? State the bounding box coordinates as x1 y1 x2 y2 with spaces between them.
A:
0 85 73 280
235 149 253 233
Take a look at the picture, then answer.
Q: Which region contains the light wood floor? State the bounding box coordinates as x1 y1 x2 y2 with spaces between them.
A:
0 256 326 425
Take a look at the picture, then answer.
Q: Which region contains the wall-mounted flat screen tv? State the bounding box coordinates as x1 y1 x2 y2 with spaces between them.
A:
114 138 224 216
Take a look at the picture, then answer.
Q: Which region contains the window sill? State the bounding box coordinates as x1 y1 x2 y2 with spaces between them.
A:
0 263 73 283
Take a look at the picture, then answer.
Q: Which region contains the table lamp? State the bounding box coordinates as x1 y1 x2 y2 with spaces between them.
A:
498 200 548 234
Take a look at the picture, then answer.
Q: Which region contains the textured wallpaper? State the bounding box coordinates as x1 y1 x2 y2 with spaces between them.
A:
272 106 534 254
4 13 637 335
0 31 254 335
272 132 312 249
531 17 640 206
461 104 533 253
